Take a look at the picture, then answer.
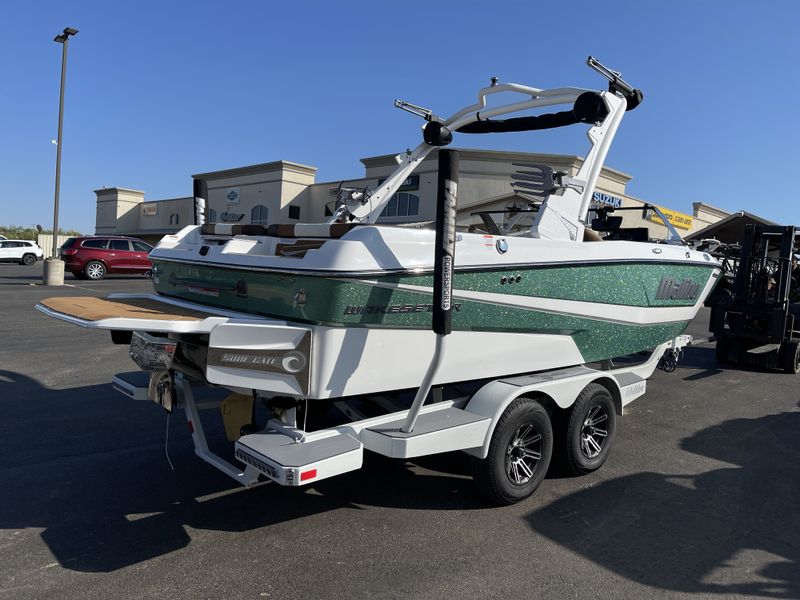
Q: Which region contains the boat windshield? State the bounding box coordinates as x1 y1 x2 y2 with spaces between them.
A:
465 207 539 236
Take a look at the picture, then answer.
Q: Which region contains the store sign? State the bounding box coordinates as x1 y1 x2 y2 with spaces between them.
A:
141 204 158 216
591 191 622 208
647 206 693 230
377 174 419 191
226 188 241 204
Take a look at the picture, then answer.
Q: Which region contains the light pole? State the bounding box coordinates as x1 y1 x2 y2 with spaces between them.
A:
44 27 78 285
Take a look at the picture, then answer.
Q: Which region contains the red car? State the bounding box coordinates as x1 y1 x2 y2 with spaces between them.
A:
59 236 153 280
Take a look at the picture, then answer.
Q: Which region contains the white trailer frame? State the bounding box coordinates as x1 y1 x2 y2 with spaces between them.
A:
113 335 689 502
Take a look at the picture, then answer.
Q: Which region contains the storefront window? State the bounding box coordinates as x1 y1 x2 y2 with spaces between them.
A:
380 193 419 218
251 205 268 225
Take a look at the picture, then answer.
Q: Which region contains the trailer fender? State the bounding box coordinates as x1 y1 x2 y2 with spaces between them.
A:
463 367 624 459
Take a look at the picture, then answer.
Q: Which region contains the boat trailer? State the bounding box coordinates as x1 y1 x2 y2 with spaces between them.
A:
112 333 691 504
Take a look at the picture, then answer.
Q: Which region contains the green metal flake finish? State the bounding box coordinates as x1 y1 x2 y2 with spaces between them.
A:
150 259 714 361
452 262 714 307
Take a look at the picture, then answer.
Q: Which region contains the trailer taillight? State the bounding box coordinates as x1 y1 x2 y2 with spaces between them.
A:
300 468 317 482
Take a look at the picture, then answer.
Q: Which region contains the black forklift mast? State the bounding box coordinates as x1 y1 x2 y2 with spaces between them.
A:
710 224 800 373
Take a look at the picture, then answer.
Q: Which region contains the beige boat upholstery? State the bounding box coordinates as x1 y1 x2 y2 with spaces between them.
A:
583 228 603 242
200 222 358 239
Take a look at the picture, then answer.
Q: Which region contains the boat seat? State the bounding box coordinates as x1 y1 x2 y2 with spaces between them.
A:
583 228 603 242
266 223 359 239
200 223 268 236
200 222 359 239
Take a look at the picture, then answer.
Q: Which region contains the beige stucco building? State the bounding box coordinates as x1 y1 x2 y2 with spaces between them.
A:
95 149 726 244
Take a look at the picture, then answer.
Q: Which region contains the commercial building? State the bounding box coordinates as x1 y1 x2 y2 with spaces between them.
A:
94 149 726 244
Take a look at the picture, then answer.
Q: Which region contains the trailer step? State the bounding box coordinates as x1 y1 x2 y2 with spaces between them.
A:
235 430 363 486
361 407 490 459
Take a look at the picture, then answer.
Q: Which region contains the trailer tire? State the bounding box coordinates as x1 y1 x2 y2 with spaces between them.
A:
559 383 616 476
778 341 800 374
471 397 552 505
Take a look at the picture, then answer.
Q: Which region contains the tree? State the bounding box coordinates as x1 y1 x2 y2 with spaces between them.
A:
0 225 83 240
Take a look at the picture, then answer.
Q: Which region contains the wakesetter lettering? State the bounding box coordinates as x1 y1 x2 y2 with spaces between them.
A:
344 303 462 315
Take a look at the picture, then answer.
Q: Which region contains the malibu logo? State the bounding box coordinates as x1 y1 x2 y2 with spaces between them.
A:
656 277 701 301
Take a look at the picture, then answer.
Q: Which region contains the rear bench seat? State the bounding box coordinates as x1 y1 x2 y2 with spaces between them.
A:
200 223 359 239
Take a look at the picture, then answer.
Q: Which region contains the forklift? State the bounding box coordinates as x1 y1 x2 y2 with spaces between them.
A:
710 224 800 373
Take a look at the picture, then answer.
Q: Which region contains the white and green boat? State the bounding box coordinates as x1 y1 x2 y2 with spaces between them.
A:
34 59 721 501
150 226 716 365
40 58 720 401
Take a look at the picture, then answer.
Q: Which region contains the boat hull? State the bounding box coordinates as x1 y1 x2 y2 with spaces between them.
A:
151 258 716 364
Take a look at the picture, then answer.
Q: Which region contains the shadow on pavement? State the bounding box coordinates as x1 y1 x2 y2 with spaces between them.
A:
677 346 726 380
0 370 483 573
525 409 800 598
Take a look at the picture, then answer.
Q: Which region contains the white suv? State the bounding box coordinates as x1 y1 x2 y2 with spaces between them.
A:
0 240 44 265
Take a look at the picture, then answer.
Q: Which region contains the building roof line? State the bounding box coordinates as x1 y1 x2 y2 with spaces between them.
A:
93 187 145 195
192 160 317 180
359 148 633 182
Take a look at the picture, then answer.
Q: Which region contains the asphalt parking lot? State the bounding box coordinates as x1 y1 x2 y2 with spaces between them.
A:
1 261 799 600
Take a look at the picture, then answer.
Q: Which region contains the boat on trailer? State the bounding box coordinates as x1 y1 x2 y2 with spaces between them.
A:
36 58 720 504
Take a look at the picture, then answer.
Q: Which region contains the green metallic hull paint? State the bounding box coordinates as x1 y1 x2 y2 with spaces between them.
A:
447 262 714 307
151 259 714 362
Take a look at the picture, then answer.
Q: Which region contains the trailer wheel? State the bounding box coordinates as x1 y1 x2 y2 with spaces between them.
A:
559 383 617 476
778 341 800 374
471 397 553 505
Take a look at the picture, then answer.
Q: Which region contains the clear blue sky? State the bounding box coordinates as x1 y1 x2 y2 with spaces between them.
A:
1 0 798 234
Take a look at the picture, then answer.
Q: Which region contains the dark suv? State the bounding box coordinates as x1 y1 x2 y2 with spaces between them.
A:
59 236 153 280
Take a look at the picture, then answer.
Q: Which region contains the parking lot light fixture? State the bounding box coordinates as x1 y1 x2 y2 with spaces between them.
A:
51 27 78 256
44 27 78 286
